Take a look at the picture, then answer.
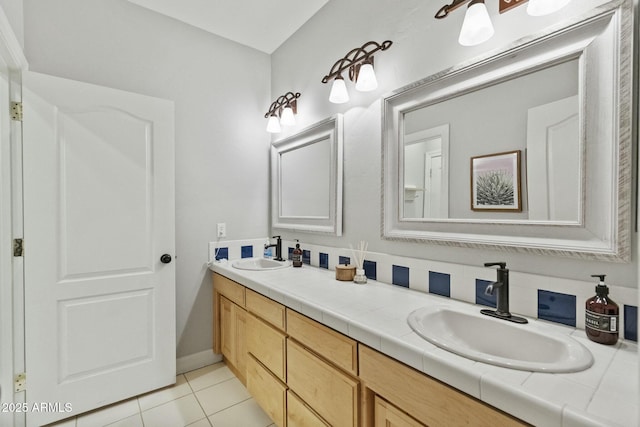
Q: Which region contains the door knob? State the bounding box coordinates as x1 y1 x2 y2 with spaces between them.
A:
160 254 172 264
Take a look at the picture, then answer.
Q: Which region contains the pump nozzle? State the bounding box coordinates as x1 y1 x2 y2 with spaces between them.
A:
590 274 606 282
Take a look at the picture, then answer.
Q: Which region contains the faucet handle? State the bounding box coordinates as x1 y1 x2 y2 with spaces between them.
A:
272 235 281 239
484 262 506 269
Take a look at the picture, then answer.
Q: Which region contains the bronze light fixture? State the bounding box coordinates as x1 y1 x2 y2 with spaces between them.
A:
265 91 301 133
321 40 393 104
435 0 572 46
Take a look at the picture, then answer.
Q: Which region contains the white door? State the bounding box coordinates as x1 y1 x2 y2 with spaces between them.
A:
526 95 580 222
22 71 175 426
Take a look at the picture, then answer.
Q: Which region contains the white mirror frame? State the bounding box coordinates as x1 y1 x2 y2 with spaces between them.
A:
271 114 343 235
382 0 633 262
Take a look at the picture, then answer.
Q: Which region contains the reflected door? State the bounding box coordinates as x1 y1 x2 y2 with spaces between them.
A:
526 95 579 221
23 71 175 426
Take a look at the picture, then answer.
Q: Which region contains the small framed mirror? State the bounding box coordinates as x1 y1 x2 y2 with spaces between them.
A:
271 114 343 235
382 0 633 261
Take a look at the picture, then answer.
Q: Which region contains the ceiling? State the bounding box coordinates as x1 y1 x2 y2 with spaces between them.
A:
127 0 330 54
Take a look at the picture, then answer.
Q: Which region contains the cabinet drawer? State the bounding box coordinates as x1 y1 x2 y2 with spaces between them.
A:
247 354 286 427
360 345 527 427
287 390 329 427
287 340 358 427
286 309 357 375
246 313 286 381
246 289 286 331
214 273 245 307
374 396 425 427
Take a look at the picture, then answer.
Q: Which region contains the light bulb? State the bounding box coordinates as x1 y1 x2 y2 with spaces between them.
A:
280 105 296 126
458 0 494 47
355 61 378 92
266 115 281 133
329 75 350 104
527 0 571 16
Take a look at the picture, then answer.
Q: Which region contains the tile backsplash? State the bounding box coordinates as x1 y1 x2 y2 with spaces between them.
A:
210 238 638 342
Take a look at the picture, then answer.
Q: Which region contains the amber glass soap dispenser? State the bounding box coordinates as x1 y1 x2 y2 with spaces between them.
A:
292 240 302 268
585 274 619 345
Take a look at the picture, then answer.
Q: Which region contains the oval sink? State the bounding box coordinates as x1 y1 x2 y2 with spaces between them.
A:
407 305 593 373
231 257 290 271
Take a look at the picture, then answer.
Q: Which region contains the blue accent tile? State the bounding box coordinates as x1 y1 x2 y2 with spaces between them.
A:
392 265 410 288
429 271 451 298
319 253 329 269
475 279 496 308
241 245 253 259
215 247 228 261
363 260 377 280
624 305 637 342
538 290 576 327
288 247 294 260
302 250 311 265
338 256 351 266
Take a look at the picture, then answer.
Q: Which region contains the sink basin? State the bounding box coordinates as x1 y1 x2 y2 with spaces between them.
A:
407 305 593 373
231 257 290 271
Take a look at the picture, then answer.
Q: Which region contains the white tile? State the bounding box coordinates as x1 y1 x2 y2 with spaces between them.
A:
195 378 251 416
141 394 205 427
76 398 140 427
562 405 617 427
186 418 212 427
409 267 429 294
558 334 617 389
522 374 595 410
380 332 432 371
46 417 76 427
207 398 272 427
321 310 350 335
105 414 143 427
348 322 382 350
184 363 235 392
138 374 192 411
422 348 482 397
480 374 561 427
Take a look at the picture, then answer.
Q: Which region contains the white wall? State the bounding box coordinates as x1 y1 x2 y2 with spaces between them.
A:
22 0 271 358
270 0 638 288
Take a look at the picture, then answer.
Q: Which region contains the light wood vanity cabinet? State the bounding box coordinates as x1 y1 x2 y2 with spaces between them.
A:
359 345 529 427
213 273 528 427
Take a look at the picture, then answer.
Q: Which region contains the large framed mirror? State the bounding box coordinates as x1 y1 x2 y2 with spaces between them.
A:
272 114 343 235
382 0 632 261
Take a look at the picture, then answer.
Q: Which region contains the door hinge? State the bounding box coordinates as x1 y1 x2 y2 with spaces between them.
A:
10 101 22 121
13 238 23 257
14 373 26 392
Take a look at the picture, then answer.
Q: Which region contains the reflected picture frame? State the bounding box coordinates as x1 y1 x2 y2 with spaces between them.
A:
470 150 522 212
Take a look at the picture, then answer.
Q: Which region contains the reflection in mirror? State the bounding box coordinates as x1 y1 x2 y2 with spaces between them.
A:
401 58 579 222
281 138 331 218
382 0 633 261
403 124 449 219
271 114 343 235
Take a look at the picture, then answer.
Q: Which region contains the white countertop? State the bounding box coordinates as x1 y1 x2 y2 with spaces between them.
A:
210 261 638 427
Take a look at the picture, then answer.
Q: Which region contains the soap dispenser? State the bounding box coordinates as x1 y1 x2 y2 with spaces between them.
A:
292 240 303 268
585 274 619 345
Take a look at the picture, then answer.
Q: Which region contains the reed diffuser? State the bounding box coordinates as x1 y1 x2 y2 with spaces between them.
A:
350 240 368 284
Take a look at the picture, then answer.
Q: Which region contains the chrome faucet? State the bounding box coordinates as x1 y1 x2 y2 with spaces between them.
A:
265 235 284 261
481 262 527 324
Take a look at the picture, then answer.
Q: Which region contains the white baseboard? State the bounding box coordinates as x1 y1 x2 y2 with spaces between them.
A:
176 349 222 374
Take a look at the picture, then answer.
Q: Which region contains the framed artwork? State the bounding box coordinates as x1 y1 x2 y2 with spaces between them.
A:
470 150 522 212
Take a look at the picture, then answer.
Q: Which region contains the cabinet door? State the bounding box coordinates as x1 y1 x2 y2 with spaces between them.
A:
247 355 287 427
234 303 247 383
247 313 286 381
220 295 247 383
220 296 235 362
375 396 425 427
287 390 329 427
287 340 358 427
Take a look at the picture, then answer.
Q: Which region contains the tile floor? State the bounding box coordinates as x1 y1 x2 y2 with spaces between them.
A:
47 362 275 427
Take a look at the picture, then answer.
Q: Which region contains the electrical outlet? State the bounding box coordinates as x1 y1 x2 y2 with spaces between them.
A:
217 223 226 238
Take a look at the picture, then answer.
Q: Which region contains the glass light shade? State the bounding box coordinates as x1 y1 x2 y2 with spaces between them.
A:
527 0 571 16
279 105 296 126
355 62 378 92
266 115 281 133
458 1 495 47
329 76 350 104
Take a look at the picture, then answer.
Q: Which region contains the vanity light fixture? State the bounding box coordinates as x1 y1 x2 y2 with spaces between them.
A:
435 0 572 46
265 91 301 133
322 40 393 104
